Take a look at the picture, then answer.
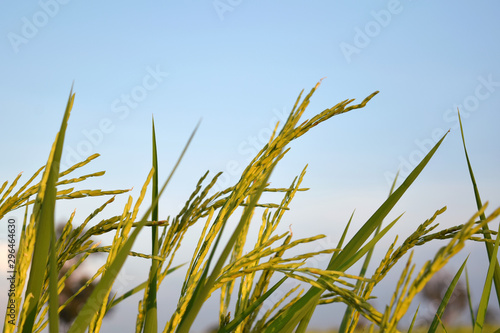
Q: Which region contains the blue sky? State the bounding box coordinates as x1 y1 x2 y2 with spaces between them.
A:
1 1 500 330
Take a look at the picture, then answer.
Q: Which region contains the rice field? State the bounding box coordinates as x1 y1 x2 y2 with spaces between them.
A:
1 82 499 332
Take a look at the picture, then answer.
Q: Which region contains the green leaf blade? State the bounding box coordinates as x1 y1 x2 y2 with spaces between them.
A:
219 277 288 333
21 88 75 333
458 111 500 308
144 117 159 333
428 257 468 333
474 222 500 333
68 120 199 333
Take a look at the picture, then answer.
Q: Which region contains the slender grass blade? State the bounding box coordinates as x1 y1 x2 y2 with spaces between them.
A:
340 213 403 272
465 267 475 328
408 305 419 333
67 121 200 333
458 111 500 308
144 117 159 333
428 257 468 333
21 87 75 333
297 210 357 333
474 222 500 333
218 277 287 333
48 228 59 333
339 173 398 333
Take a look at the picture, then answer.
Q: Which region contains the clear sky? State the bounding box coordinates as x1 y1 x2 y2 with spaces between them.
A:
1 1 500 331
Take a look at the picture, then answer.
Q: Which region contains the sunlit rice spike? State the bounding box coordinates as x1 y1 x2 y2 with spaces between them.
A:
59 153 100 178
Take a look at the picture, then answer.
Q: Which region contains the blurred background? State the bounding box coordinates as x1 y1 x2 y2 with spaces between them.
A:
1 1 499 331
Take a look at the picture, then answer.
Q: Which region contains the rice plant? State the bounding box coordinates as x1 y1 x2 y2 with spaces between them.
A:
1 82 498 333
